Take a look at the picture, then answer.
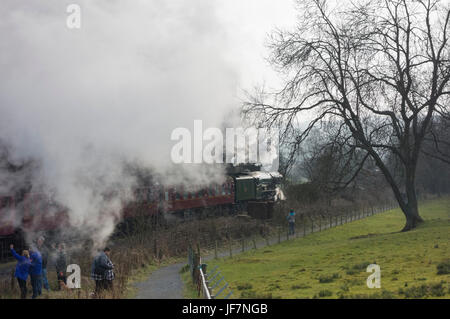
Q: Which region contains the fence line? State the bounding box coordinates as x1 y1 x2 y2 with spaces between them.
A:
205 200 399 261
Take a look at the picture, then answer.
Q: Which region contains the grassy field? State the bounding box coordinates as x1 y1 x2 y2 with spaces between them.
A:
207 198 450 299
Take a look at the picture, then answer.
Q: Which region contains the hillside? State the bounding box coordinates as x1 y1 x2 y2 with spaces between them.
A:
208 198 450 298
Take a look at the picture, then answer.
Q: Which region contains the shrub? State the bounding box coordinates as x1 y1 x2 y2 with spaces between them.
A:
237 283 253 291
436 260 450 275
430 283 445 297
399 282 447 298
318 273 340 283
351 261 371 272
400 285 428 298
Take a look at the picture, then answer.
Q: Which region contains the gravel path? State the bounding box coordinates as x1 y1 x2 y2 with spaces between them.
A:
134 262 185 299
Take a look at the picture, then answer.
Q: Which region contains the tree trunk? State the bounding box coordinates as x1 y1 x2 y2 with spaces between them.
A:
401 204 424 231
401 172 424 232
371 153 424 232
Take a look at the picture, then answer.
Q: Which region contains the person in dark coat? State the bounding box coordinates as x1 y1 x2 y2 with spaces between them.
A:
54 243 67 289
10 244 31 299
91 247 114 295
29 247 43 299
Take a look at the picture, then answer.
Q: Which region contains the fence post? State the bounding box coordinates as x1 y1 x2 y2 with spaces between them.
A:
241 239 245 252
229 239 232 258
252 238 257 250
278 227 281 244
214 240 218 259
311 220 314 233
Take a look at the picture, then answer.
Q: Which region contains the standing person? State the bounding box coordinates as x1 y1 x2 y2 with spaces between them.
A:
37 236 50 292
91 247 114 296
10 244 31 299
55 243 67 289
29 247 43 299
287 209 296 236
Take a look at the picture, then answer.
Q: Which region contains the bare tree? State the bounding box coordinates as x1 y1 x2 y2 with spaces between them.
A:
244 0 450 231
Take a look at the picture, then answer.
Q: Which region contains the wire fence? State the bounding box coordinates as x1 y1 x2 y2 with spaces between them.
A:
201 200 400 261
187 200 399 299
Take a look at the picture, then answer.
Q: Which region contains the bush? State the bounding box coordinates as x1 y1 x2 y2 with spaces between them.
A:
398 282 447 298
318 273 340 283
436 260 450 275
351 261 371 272
399 285 429 298
236 283 253 291
430 283 445 297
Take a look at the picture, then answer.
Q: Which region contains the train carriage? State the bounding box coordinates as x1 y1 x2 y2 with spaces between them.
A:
0 165 283 260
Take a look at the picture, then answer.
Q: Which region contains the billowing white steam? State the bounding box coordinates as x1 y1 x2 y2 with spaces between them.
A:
0 0 296 247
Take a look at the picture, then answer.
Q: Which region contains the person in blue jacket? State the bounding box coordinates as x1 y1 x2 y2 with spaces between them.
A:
29 247 43 299
287 209 296 235
10 244 31 299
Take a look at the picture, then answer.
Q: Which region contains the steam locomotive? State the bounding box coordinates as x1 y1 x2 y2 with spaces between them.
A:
0 164 283 260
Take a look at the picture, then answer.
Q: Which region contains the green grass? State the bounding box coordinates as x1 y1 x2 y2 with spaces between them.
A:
180 265 202 299
207 198 450 299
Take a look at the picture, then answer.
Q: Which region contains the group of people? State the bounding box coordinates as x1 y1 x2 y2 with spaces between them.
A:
10 237 115 299
10 236 67 299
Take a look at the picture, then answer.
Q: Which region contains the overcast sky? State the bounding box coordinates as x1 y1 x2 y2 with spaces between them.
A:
218 0 298 89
